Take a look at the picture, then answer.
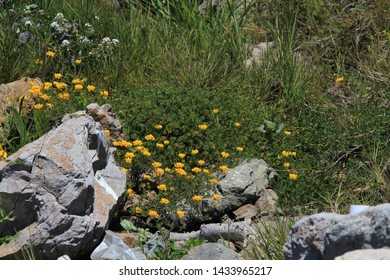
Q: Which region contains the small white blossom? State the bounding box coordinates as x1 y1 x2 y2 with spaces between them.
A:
102 37 111 44
54 13 64 21
50 21 60 29
61 40 70 46
112 39 119 45
85 23 92 27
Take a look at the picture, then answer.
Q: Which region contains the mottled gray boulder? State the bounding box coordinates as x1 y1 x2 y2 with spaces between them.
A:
0 116 126 259
284 204 390 260
181 243 242 260
335 248 390 260
62 103 125 141
218 159 276 210
284 213 344 260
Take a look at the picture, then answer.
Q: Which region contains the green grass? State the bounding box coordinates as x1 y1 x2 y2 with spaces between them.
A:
0 0 389 259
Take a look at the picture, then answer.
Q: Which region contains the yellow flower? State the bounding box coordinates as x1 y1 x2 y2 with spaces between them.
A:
154 168 164 177
35 59 43 65
72 79 81 84
236 146 244 152
160 198 170 205
157 184 167 192
135 207 142 214
289 173 298 180
191 167 202 173
284 130 292 136
282 150 289 157
234 122 241 127
177 210 185 218
104 130 110 136
178 153 186 159
209 178 218 184
283 162 291 168
175 168 187 176
39 94 50 101
198 124 208 130
163 140 170 145
135 146 144 151
44 82 52 90
100 90 109 99
74 84 83 91
145 134 155 141
152 162 162 168
155 124 163 130
120 167 128 173
143 174 151 179
59 92 70 100
34 104 43 109
212 108 219 113
220 151 229 158
156 143 164 148
87 85 96 92
291 151 297 157
219 165 229 173
46 51 55 58
191 149 199 155
212 194 221 201
141 148 151 157
335 77 344 83
54 73 62 79
192 195 203 202
197 160 205 166
75 59 82 65
165 167 173 173
148 210 159 219
174 162 185 168
127 189 134 198
133 140 143 146
125 152 135 158
203 169 210 174
46 103 53 108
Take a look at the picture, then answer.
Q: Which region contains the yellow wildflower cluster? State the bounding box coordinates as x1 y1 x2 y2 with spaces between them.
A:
289 173 298 180
145 134 155 141
157 184 167 192
175 168 187 176
0 145 8 160
124 152 135 163
58 92 70 100
281 150 297 157
192 195 203 202
127 189 134 198
100 90 109 99
160 198 170 205
46 51 55 58
152 162 162 168
177 210 185 218
135 207 142 214
153 168 164 177
198 124 208 130
283 130 292 136
155 124 163 130
219 165 228 173
148 210 159 219
87 85 96 92
220 151 229 158
212 194 221 201
236 146 244 152
54 73 62 79
112 140 132 148
197 160 205 166
191 167 202 173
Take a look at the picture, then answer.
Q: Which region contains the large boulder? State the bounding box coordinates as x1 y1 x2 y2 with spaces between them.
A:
0 77 41 126
181 243 243 260
0 115 126 259
284 204 390 260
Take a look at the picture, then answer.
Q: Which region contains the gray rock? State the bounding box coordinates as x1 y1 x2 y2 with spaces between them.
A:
335 248 390 260
284 204 390 260
62 103 125 141
245 42 274 68
284 213 344 260
91 231 146 260
233 204 258 221
143 233 165 259
255 189 280 215
219 159 276 210
181 243 242 260
0 116 126 259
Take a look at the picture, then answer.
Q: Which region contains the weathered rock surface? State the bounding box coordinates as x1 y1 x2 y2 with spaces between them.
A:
218 159 276 211
0 115 126 259
181 243 243 260
62 103 125 141
91 231 146 260
245 42 274 68
335 248 390 260
284 204 390 260
0 77 42 126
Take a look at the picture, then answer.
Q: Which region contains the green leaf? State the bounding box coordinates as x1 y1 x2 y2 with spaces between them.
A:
120 219 137 231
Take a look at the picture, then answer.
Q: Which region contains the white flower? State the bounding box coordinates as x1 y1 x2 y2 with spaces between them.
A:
112 39 119 45
61 40 70 46
54 13 64 21
24 20 32 26
50 21 60 29
102 37 111 44
85 23 92 27
79 36 90 44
